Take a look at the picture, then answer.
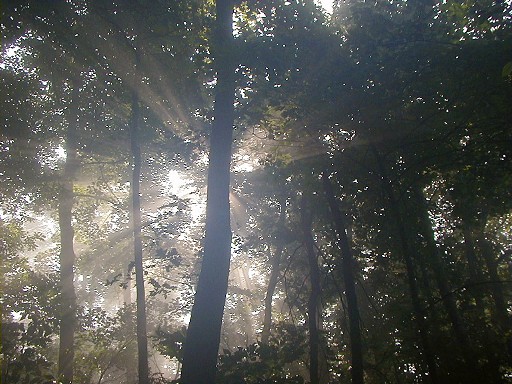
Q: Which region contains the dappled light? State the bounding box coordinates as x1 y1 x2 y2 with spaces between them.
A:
2 1 512 384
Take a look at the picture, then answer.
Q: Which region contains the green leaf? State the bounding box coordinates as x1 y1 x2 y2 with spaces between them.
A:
502 61 512 78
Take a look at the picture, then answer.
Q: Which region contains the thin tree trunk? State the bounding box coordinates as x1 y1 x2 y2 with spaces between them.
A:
301 196 320 384
130 90 149 384
261 244 283 344
58 78 80 384
389 192 438 383
180 1 235 383
413 185 481 380
371 150 438 384
322 172 364 384
261 199 286 344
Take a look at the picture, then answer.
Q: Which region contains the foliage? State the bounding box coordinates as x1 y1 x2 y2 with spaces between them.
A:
1 0 511 383
216 323 307 384
1 221 59 384
153 326 187 363
74 306 137 384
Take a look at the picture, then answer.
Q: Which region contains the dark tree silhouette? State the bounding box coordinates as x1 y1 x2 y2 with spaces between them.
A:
129 87 149 384
322 172 364 384
301 196 321 384
180 1 236 383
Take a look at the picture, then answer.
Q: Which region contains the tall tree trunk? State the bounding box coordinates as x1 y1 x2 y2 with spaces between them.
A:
389 192 438 383
322 172 364 384
58 78 80 384
371 150 438 384
413 185 481 380
130 90 149 384
301 196 320 384
180 1 235 383
261 199 286 344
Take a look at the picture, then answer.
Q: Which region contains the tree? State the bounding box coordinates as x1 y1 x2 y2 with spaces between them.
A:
2 0 511 383
129 86 149 384
180 1 236 383
57 73 80 384
0 222 59 384
323 172 364 384
300 195 321 384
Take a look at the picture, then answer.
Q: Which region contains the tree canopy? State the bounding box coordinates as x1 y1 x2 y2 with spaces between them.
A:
1 1 511 383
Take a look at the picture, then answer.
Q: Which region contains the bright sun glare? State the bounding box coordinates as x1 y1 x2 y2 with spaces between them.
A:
318 0 333 13
164 170 205 222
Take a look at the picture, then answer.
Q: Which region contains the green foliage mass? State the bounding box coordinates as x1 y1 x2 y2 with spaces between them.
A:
1 0 511 383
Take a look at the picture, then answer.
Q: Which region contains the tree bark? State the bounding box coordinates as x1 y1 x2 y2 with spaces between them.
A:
58 78 80 384
322 172 364 384
301 196 320 384
130 90 149 384
180 1 235 383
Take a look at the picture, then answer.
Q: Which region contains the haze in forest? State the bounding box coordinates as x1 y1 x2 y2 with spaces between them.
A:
1 1 511 384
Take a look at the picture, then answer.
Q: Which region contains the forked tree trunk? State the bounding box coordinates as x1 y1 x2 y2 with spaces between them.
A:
130 90 149 384
301 196 320 384
322 172 364 384
58 78 80 384
180 1 235 383
372 150 438 384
